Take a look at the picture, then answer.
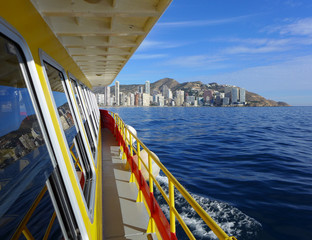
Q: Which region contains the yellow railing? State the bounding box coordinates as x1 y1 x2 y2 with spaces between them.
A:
109 111 236 240
11 185 56 240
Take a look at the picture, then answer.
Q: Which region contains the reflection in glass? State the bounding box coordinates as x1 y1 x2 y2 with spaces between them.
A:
0 35 54 238
71 79 86 123
43 63 77 147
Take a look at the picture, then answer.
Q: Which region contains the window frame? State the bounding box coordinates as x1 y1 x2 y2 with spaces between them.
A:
39 49 96 222
68 74 97 157
77 83 98 155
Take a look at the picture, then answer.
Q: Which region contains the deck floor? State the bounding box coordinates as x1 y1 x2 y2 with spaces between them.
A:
101 128 156 240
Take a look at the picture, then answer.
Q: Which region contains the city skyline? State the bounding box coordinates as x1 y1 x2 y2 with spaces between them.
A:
112 0 312 106
97 80 255 107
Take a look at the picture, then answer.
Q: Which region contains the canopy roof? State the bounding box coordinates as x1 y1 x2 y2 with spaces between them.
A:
30 0 171 87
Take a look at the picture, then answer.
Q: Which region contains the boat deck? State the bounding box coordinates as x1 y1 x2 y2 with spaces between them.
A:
101 128 156 240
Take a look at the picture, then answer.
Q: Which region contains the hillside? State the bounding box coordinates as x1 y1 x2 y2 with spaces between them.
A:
93 78 290 107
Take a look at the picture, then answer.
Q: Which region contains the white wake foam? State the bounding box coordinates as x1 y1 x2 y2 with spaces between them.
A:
155 175 262 239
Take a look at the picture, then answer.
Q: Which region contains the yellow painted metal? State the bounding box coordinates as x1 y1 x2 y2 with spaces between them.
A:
110 111 236 240
22 227 34 240
169 180 176 234
43 212 57 240
148 154 154 193
147 217 156 233
136 141 143 202
92 127 103 240
11 186 47 240
130 134 133 156
70 143 83 172
129 172 136 183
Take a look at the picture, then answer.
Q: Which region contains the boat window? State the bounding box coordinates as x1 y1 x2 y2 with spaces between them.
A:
71 79 86 123
42 62 95 208
81 86 97 140
0 35 54 239
43 62 77 147
85 88 98 137
71 79 96 156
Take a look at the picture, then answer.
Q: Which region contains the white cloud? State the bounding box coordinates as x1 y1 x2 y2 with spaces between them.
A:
280 18 312 36
164 55 228 68
266 17 312 37
138 40 187 51
157 15 254 28
220 36 312 55
284 0 303 8
132 53 168 60
206 55 312 93
223 45 288 54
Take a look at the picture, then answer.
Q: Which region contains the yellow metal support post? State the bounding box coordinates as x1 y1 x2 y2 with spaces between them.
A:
136 142 143 202
147 218 156 233
169 180 176 234
147 153 155 233
130 134 133 156
22 227 34 240
148 154 153 193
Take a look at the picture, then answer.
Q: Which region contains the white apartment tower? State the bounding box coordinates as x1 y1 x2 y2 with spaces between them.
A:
115 81 120 106
104 86 110 106
145 80 150 95
240 88 246 103
176 90 184 106
142 93 150 106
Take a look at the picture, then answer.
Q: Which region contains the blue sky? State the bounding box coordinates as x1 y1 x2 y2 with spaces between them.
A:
115 0 312 106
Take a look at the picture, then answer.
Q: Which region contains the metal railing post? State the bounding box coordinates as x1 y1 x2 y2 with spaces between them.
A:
148 154 153 193
169 180 176 235
130 134 133 156
136 141 143 202
147 153 155 233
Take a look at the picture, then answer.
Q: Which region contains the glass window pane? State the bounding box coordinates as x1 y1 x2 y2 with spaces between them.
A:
0 35 54 239
71 80 86 122
43 62 77 148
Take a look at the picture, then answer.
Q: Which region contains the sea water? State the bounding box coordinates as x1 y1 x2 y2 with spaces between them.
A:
106 106 312 240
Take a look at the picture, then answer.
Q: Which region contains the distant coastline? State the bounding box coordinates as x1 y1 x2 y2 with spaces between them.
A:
93 78 290 107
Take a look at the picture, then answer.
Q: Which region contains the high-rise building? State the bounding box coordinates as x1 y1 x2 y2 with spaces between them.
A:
231 87 239 104
127 93 134 106
115 81 120 106
240 88 246 104
142 93 150 106
130 93 134 106
162 85 173 100
158 95 164 106
120 92 125 106
176 90 184 106
224 86 232 100
186 96 195 105
168 89 173 99
145 81 150 95
135 93 140 106
223 97 230 105
203 90 214 103
104 86 110 106
96 94 105 105
138 86 144 94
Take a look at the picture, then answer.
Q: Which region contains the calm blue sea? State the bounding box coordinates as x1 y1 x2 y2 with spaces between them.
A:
106 106 312 240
